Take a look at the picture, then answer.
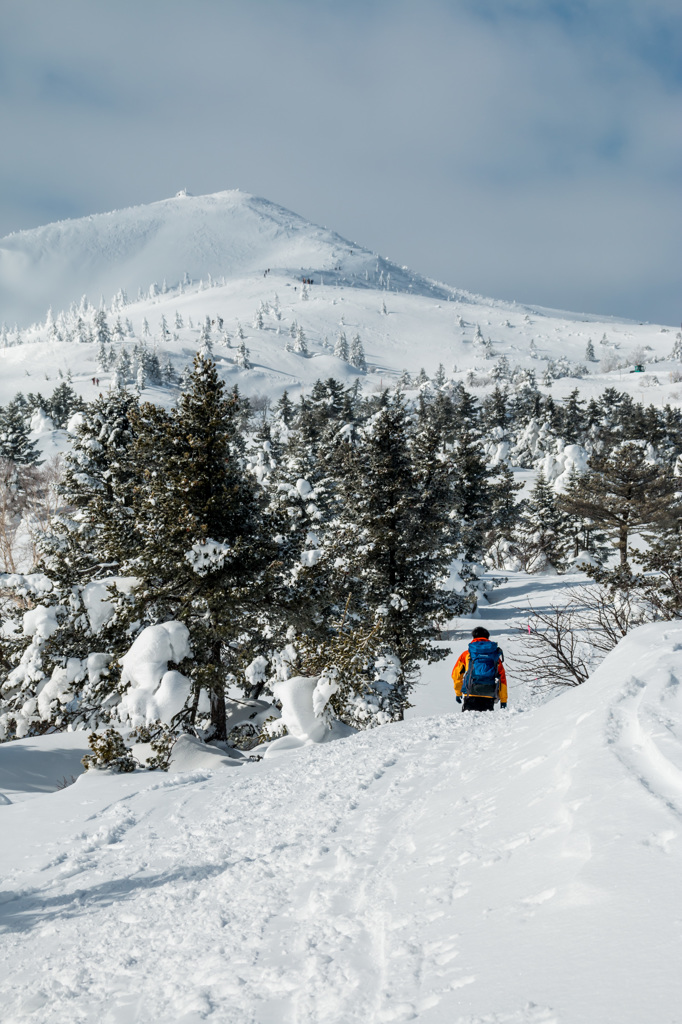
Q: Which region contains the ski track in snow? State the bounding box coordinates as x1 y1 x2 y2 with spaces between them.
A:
2 617 682 1024
0 714 539 1024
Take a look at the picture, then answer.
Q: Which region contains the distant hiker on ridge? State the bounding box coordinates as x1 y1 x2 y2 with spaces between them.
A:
452 628 507 712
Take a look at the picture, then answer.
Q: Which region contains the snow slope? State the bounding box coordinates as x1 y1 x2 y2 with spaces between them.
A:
0 189 453 330
1 618 681 1023
1 190 679 418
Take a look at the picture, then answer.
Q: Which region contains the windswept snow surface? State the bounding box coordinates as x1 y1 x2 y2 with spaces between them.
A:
2 620 682 1023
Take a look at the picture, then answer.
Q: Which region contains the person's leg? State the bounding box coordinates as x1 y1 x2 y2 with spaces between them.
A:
462 696 495 712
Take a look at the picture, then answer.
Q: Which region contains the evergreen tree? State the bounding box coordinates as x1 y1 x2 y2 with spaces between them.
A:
125 355 285 738
513 470 569 572
560 441 676 564
93 310 111 347
293 325 308 355
670 332 682 361
585 338 596 362
561 389 586 444
633 520 682 619
48 382 83 429
162 357 178 387
490 356 511 381
236 340 251 369
274 390 295 428
115 347 133 383
97 340 111 373
334 332 349 361
349 334 367 371
321 394 467 714
446 389 498 560
0 402 41 465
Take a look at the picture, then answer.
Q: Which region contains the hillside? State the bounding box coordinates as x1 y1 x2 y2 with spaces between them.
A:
0 189 455 331
1 190 679 415
1 614 680 1023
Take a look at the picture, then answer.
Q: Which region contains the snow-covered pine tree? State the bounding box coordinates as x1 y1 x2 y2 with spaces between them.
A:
561 389 586 444
199 331 214 359
559 440 676 564
559 464 610 565
490 355 511 381
48 383 83 429
349 334 367 371
334 332 349 361
113 318 125 343
143 349 163 386
96 340 111 373
123 355 286 739
93 310 111 349
0 402 41 465
236 340 251 369
162 357 178 386
447 387 500 561
175 311 183 330
115 347 132 384
319 394 466 718
293 325 308 355
585 338 596 362
671 332 682 361
513 470 569 572
0 388 143 738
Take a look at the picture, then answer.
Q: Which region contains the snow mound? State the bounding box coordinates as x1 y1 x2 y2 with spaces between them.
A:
118 621 193 727
265 674 353 756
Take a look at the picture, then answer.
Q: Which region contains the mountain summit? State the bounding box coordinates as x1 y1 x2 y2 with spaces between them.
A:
0 190 452 328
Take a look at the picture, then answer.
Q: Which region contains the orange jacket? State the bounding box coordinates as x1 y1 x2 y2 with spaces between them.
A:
452 637 507 702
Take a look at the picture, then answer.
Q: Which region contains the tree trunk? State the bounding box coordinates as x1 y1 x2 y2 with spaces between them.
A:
619 524 628 565
209 640 227 740
210 686 227 740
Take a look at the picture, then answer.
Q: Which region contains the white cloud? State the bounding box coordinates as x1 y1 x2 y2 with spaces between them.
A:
0 0 680 322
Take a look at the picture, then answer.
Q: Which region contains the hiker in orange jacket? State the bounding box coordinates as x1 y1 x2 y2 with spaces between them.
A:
452 627 507 712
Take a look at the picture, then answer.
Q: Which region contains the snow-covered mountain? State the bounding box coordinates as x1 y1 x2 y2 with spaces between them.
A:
0 189 455 330
0 189 679 426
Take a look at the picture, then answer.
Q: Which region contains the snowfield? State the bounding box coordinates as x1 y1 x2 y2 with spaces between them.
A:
1 617 681 1023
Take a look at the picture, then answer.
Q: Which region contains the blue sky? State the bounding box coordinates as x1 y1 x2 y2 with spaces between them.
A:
0 0 680 323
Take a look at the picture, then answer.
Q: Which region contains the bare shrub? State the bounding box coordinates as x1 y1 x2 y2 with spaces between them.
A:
514 583 653 689
0 457 62 573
